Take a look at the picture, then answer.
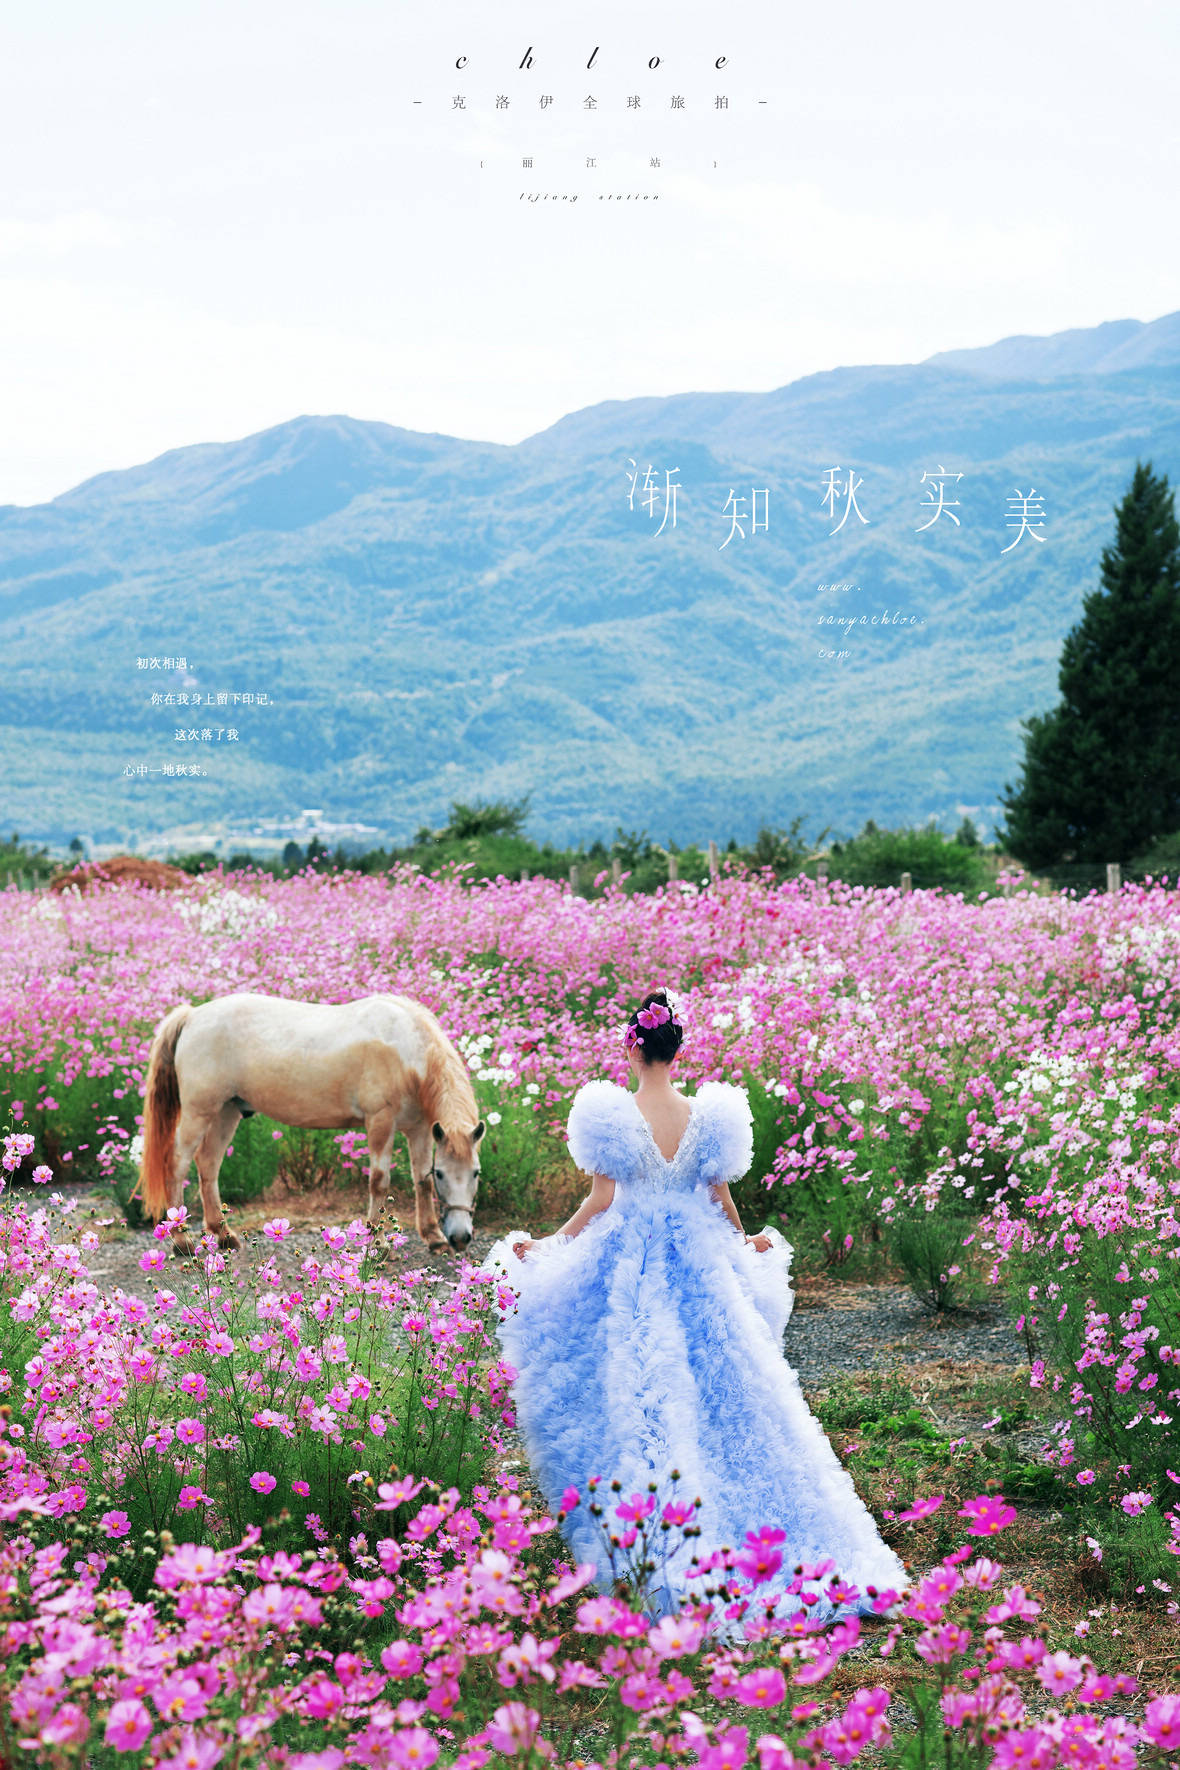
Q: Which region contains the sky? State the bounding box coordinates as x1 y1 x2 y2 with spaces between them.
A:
1 0 1178 505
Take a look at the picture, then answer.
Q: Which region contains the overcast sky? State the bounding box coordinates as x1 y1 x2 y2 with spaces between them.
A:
1 0 1177 505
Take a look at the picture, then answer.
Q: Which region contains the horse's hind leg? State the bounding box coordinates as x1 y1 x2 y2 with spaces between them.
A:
167 1107 216 1256
195 1104 243 1251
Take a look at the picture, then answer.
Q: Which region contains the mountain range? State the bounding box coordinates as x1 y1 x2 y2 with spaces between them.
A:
2 307 1179 851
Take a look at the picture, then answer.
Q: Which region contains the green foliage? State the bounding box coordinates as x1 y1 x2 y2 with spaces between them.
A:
822 820 994 893
0 833 56 888
1000 459 1180 868
886 1204 984 1312
471 1087 550 1219
743 817 826 880
816 1370 919 1430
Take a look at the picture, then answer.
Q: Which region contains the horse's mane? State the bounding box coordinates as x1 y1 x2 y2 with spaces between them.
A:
416 1004 480 1149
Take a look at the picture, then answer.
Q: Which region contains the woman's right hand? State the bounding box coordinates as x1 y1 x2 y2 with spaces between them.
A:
513 1239 534 1261
747 1233 772 1253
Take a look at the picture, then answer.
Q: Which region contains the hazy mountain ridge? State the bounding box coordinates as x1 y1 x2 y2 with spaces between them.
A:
1 310 1177 849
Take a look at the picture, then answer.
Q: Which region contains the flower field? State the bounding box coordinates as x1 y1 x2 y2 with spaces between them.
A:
1 860 1180 1764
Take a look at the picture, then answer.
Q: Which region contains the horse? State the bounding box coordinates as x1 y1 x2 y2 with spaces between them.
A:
138 992 485 1256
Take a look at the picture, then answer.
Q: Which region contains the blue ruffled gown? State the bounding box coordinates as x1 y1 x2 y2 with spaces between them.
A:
484 1080 907 1620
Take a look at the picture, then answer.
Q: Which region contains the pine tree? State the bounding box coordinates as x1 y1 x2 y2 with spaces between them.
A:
999 460 1180 868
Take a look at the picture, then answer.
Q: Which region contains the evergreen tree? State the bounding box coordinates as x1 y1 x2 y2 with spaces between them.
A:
999 460 1180 867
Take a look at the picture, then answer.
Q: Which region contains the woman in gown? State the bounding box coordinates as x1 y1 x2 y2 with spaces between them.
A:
484 987 907 1622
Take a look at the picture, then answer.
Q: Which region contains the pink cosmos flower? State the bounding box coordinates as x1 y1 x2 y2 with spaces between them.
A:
535 1555 590 1604
105 1697 153 1752
485 1701 543 1756
648 1614 705 1658
262 1218 291 1240
732 1666 788 1708
177 1487 210 1509
291 1480 310 1497
1120 1491 1152 1515
381 1641 425 1679
388 1729 439 1768
1037 1650 1084 1695
375 1475 424 1510
175 1418 205 1445
100 1510 131 1538
162 1726 225 1769
154 1543 225 1587
897 1494 944 1521
249 1471 277 1494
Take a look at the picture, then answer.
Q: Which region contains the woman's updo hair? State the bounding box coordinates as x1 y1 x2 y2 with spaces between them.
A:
624 987 684 1066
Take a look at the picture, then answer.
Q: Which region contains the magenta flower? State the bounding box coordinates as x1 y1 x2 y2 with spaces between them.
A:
175 1418 205 1445
957 1493 1017 1535
250 1471 277 1494
100 1509 131 1538
615 1492 657 1522
177 1486 210 1510
262 1217 291 1240
1143 1693 1180 1748
1120 1490 1152 1515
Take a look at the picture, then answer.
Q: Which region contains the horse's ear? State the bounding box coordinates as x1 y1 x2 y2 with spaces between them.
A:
432 1120 445 1144
472 1120 486 1144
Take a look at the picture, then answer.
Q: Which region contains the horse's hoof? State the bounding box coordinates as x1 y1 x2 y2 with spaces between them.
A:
425 1238 450 1255
170 1232 196 1258
216 1228 241 1252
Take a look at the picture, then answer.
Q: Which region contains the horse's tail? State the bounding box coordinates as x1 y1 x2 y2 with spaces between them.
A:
139 1004 191 1221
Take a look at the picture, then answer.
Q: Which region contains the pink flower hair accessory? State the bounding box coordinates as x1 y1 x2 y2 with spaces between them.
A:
624 992 683 1049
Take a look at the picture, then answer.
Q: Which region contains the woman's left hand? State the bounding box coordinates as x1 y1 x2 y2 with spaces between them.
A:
747 1233 773 1253
513 1239 534 1261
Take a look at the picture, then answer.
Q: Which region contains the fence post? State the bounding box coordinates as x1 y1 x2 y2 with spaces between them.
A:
569 864 579 890
611 857 621 883
900 871 912 894
667 853 678 882
1106 862 1121 894
816 861 828 890
707 840 719 882
520 869 528 882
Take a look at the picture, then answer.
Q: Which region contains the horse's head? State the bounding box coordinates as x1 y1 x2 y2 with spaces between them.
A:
430 1119 485 1250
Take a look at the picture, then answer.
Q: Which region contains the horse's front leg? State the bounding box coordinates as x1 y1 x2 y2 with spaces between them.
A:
364 1109 400 1229
405 1128 448 1254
